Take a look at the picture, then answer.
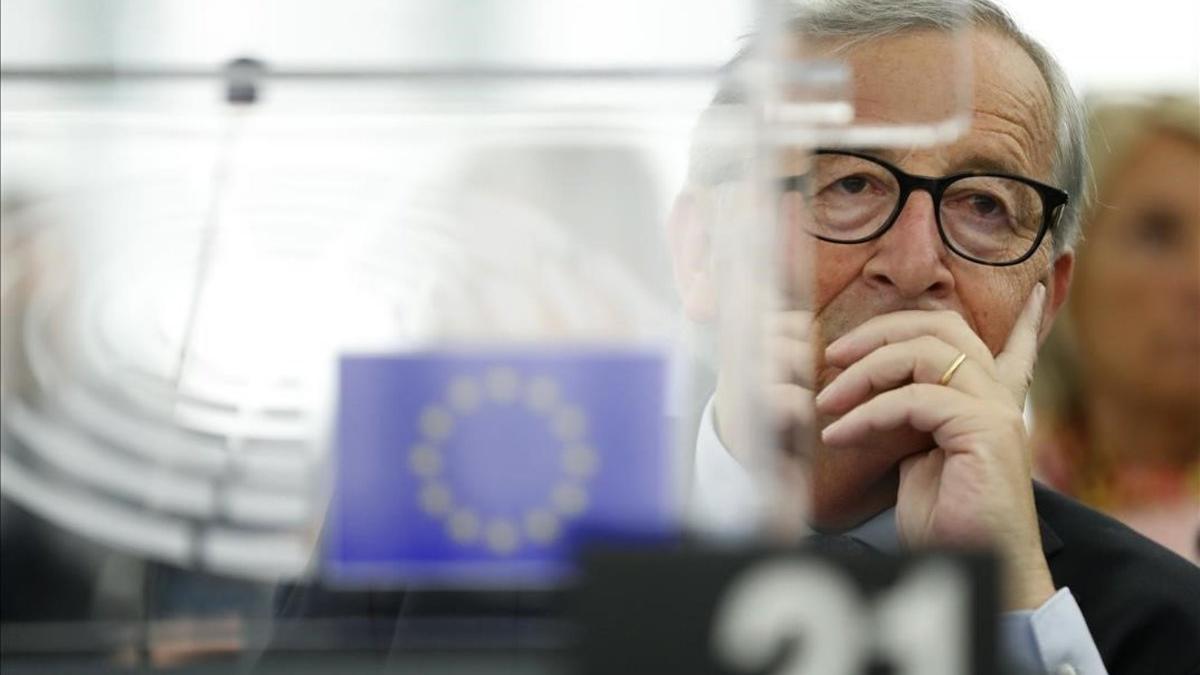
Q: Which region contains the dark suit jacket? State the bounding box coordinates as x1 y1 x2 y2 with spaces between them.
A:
1034 483 1200 675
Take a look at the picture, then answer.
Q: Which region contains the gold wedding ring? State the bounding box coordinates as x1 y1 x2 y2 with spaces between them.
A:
938 352 968 386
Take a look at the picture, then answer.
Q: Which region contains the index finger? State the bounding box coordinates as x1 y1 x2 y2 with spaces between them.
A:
994 282 1047 401
824 309 996 376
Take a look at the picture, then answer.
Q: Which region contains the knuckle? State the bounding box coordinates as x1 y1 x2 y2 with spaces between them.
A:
917 334 945 351
981 357 999 378
876 339 906 359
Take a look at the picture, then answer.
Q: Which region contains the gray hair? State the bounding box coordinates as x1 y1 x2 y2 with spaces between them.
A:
694 0 1090 253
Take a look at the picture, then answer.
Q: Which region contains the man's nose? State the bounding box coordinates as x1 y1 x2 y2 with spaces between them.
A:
861 191 955 299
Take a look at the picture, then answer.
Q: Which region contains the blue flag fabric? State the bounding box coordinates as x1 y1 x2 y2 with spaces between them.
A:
325 348 673 586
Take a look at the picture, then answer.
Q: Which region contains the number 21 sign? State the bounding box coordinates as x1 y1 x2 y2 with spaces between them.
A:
575 545 998 675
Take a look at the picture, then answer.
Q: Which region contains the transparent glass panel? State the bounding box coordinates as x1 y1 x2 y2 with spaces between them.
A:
685 0 973 544
1 0 974 668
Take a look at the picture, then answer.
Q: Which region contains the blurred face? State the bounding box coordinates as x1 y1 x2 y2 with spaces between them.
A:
1071 130 1200 410
792 29 1069 525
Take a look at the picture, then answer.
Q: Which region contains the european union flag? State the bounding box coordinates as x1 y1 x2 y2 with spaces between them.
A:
324 348 673 586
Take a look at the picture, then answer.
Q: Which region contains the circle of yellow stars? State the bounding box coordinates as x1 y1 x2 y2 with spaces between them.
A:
408 366 600 556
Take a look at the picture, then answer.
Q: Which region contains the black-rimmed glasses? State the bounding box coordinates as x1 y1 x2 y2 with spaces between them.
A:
779 150 1069 266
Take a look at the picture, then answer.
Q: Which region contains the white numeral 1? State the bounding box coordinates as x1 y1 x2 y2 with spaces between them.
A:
875 559 969 675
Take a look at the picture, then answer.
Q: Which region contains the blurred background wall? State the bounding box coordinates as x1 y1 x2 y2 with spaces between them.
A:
3 0 1195 89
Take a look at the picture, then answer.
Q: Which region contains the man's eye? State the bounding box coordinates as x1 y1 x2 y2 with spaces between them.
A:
968 194 1002 216
835 176 870 194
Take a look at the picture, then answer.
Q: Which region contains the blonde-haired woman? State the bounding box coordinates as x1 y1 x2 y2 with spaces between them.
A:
1032 95 1200 564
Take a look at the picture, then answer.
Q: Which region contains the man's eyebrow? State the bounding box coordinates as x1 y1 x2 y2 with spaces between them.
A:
826 146 890 158
949 153 1031 176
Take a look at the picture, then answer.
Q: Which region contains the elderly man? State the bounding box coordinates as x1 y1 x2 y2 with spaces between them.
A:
675 1 1200 674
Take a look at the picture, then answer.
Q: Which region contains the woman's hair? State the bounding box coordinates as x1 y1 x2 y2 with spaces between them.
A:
1031 94 1200 430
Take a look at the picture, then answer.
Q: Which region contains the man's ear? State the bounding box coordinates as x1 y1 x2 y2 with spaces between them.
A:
665 191 717 322
1038 250 1074 345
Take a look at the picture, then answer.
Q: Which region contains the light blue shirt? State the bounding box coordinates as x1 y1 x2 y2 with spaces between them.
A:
689 396 1109 675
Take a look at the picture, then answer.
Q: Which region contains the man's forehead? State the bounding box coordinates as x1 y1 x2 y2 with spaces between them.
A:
826 146 1038 178
800 27 1056 180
